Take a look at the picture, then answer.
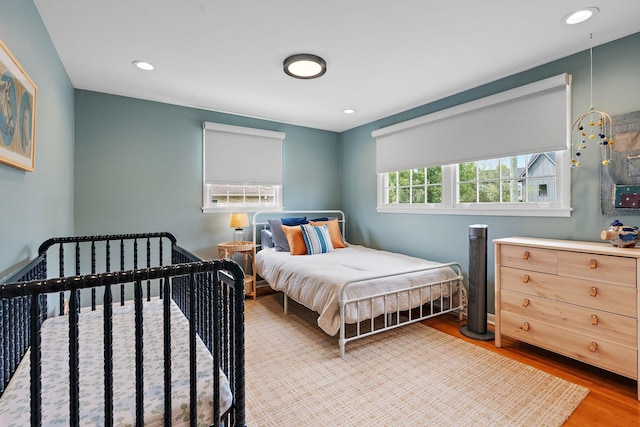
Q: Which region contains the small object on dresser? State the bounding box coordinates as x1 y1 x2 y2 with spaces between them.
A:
600 219 639 248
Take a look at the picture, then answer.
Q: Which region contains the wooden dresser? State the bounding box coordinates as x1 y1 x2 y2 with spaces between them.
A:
494 237 640 400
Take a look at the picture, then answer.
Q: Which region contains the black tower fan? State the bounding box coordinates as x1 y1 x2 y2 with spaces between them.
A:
460 224 494 341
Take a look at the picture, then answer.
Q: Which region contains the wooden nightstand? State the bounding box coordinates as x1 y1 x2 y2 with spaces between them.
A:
217 241 256 299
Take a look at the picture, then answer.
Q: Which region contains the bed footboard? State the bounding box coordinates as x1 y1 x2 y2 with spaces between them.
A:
338 262 464 358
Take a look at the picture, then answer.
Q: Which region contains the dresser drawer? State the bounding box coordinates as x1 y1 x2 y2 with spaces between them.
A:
500 266 637 316
557 251 636 288
500 289 637 347
499 245 557 274
500 312 638 379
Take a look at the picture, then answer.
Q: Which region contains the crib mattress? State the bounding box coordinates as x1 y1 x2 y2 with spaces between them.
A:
0 298 233 426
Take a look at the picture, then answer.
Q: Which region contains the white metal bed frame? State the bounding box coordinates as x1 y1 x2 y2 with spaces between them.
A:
252 210 465 357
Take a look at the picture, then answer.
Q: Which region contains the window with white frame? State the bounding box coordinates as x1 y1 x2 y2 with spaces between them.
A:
202 122 285 213
374 74 572 217
383 167 443 205
457 153 557 204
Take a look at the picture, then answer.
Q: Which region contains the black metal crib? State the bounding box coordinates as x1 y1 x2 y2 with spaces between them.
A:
0 232 245 427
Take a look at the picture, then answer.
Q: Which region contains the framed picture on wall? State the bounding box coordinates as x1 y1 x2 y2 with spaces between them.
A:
0 39 37 172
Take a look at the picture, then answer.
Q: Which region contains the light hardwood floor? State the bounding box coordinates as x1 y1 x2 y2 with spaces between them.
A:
423 315 640 426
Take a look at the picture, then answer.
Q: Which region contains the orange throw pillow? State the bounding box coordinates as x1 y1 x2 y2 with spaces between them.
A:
309 218 346 248
281 225 308 255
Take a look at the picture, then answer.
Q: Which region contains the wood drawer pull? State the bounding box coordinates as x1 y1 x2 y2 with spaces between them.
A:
522 251 530 260
522 322 530 331
589 342 598 353
522 275 530 283
590 287 598 297
591 315 598 325
590 259 598 269
522 298 530 307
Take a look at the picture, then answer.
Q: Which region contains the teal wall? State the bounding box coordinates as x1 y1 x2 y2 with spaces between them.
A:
340 32 640 312
0 0 74 279
74 91 340 259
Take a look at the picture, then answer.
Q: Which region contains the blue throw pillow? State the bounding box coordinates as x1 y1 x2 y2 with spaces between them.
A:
300 224 334 255
281 216 307 226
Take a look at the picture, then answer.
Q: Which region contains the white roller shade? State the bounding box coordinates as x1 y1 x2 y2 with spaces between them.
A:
204 122 285 185
373 73 571 173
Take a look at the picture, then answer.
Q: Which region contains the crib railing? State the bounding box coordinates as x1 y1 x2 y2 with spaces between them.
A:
38 232 179 312
0 253 47 398
0 233 246 427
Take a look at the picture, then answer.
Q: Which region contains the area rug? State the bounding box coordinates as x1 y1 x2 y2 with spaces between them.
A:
244 294 589 426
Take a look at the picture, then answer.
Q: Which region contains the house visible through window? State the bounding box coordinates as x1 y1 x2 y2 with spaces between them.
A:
202 122 285 213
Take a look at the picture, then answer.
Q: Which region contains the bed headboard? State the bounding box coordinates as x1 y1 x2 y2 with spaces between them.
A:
252 210 346 250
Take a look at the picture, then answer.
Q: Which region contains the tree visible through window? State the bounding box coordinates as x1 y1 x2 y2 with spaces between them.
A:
457 155 542 203
386 167 442 205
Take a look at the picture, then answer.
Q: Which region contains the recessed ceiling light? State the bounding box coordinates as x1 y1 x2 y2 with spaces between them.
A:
343 109 356 114
132 60 154 71
563 7 599 25
283 54 326 79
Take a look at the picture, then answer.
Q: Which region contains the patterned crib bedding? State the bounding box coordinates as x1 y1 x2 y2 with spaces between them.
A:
0 298 233 426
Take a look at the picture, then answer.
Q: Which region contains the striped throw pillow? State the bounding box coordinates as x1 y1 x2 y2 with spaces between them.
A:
300 224 334 255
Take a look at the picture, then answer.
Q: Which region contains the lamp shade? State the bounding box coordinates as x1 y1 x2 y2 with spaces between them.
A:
229 213 249 229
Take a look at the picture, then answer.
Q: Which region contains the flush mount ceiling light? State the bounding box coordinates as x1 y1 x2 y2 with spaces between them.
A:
563 7 599 25
283 54 326 79
132 60 154 71
343 109 356 114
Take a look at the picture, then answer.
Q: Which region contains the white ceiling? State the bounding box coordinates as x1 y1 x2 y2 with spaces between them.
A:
33 1 640 132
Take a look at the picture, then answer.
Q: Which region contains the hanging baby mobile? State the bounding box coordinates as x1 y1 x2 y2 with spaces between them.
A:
570 34 613 167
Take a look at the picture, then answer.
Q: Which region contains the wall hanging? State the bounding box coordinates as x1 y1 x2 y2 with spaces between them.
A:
0 40 37 172
600 110 640 215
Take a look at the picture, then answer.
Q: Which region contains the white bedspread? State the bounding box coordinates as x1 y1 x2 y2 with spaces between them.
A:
256 245 459 336
0 298 233 427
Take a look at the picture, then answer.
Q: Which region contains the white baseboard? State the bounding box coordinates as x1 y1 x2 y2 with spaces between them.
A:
460 311 495 327
487 313 495 326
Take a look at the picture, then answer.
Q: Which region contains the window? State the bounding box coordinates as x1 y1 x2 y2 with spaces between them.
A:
538 184 548 198
457 153 556 204
208 184 276 206
202 122 285 213
373 74 572 217
378 150 568 216
383 167 442 205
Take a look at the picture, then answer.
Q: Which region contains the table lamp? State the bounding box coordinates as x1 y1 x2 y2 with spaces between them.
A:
229 212 249 241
